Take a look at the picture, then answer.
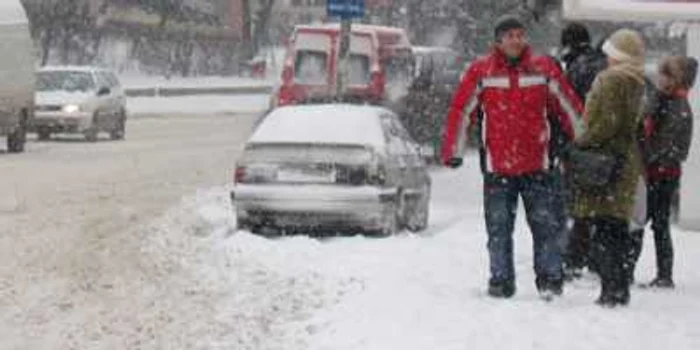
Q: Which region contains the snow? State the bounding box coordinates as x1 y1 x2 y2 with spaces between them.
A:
0 1 27 24
565 0 700 21
119 151 700 349
249 105 389 150
127 94 270 116
680 25 700 230
119 75 274 90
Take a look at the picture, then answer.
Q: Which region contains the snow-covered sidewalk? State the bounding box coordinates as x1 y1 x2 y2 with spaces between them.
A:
120 75 274 90
132 151 700 349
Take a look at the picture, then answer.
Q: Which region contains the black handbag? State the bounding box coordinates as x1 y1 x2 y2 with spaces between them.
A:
568 147 623 191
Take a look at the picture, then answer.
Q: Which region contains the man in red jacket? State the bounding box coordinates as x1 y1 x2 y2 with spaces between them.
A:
441 15 584 299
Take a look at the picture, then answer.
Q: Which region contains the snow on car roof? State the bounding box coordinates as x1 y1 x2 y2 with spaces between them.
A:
249 105 389 150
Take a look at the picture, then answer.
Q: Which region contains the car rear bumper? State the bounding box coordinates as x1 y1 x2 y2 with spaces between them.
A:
31 112 92 133
232 184 398 229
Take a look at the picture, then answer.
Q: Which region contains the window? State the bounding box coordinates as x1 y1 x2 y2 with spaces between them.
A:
348 54 370 85
107 72 121 87
95 72 111 89
294 50 328 85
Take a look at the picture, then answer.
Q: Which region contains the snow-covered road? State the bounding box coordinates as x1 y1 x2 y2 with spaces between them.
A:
2 112 699 349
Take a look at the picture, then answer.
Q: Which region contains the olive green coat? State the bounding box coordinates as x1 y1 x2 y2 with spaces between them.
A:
572 63 646 221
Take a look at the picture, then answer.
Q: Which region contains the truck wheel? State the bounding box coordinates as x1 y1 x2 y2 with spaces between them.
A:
7 114 27 153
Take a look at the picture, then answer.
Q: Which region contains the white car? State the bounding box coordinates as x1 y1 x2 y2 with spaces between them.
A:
33 66 127 142
231 104 431 237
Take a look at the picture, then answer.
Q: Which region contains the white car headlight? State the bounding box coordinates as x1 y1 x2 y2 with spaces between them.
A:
62 104 81 113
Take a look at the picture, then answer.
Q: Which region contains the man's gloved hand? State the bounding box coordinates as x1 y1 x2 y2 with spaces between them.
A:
445 157 463 169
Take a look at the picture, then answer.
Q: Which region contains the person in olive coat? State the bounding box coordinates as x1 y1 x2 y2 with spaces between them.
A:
572 29 647 307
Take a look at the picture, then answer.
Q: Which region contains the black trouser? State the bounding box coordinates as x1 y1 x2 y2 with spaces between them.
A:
646 178 679 280
564 218 592 271
591 217 631 300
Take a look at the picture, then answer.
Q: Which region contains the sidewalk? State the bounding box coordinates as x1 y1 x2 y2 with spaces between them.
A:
120 75 275 97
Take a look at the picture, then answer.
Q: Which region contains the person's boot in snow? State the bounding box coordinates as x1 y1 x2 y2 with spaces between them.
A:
488 279 516 298
626 229 645 285
536 276 563 301
643 277 675 289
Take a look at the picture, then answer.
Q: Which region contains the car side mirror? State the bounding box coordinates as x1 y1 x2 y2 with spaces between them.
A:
97 87 111 96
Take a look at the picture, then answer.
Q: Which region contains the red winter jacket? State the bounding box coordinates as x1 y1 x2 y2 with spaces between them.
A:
441 47 585 176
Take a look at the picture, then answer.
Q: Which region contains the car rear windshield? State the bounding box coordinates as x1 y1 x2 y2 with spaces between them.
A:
295 50 328 85
37 71 96 92
242 144 373 165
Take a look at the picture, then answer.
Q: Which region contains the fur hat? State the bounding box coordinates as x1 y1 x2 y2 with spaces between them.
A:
602 29 645 64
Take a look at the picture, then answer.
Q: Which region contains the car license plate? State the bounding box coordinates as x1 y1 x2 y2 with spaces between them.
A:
277 166 335 183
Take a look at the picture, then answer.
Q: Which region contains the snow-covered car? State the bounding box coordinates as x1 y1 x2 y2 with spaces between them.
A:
32 66 127 142
231 104 431 236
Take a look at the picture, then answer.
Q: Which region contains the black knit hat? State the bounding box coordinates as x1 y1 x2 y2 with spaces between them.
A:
561 22 591 48
494 15 525 41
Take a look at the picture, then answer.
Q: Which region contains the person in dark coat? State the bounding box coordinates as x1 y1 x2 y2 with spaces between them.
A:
559 23 609 279
560 23 609 101
628 55 697 289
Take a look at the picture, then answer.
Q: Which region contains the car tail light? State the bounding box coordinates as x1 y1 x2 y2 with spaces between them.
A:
234 166 247 184
235 164 278 184
370 71 386 99
335 163 386 186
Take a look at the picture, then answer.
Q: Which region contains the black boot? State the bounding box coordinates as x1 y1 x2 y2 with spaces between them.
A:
626 229 645 285
536 276 563 301
488 279 516 298
644 277 675 289
596 277 616 307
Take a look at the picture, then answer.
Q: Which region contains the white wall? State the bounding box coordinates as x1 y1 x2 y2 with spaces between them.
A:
679 24 700 230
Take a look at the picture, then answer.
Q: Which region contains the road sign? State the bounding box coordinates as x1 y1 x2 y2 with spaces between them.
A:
327 0 365 19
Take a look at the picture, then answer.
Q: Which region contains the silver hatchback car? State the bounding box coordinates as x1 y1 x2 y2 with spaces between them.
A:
33 66 127 142
231 104 431 236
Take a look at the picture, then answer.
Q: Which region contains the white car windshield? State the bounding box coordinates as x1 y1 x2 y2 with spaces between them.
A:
37 71 96 92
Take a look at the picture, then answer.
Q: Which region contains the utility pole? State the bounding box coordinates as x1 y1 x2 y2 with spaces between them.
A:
327 0 364 99
336 19 352 97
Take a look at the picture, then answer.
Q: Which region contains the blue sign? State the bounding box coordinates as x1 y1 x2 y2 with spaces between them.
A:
327 0 365 19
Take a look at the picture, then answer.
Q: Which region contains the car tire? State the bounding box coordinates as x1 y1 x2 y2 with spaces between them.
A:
7 113 27 153
406 185 430 233
37 128 51 141
84 114 99 142
367 200 400 238
110 110 127 141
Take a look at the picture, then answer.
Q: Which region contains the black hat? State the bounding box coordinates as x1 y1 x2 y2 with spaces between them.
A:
561 22 591 48
494 15 525 41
